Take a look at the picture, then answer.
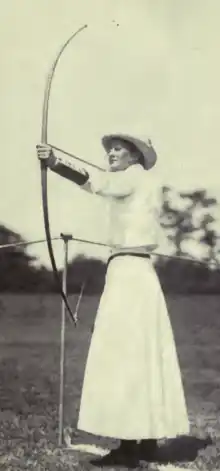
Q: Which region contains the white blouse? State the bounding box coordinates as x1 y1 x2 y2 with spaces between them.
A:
82 164 162 254
49 155 162 255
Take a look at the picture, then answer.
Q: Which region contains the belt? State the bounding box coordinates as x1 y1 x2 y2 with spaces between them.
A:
107 251 151 268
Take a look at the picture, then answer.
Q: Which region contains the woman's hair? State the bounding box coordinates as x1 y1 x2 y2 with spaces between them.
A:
119 139 145 168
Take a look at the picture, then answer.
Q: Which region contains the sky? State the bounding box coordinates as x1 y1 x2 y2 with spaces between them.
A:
0 0 220 268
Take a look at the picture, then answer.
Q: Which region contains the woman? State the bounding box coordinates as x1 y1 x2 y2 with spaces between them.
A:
37 134 190 464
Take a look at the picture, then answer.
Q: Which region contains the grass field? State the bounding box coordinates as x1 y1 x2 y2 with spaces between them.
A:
0 294 220 470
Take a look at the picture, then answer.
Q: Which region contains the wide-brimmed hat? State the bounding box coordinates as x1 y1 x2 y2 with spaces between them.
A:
101 133 157 170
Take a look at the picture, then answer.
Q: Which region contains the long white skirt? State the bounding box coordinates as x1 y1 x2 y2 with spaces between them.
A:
77 255 190 439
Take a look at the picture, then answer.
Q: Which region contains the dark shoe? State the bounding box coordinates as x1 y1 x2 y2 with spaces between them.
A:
139 439 159 461
90 440 139 467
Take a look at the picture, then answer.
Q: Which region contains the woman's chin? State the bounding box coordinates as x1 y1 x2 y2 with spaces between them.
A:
109 164 120 172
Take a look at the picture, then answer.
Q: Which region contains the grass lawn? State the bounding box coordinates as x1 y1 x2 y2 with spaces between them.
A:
0 294 220 470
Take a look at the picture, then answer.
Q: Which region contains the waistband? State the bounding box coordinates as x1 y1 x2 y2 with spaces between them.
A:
107 251 151 268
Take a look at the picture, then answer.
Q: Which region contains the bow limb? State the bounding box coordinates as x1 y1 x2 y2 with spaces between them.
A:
40 25 88 326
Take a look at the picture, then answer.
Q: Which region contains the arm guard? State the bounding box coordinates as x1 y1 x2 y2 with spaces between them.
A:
48 153 89 186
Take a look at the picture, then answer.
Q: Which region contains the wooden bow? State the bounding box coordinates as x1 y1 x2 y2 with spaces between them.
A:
40 25 88 326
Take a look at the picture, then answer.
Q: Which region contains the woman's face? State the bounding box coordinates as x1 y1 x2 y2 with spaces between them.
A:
107 139 138 172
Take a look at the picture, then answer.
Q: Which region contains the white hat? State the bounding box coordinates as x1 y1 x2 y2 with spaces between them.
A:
101 133 157 170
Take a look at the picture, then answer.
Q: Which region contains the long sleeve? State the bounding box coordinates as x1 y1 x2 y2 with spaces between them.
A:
47 152 137 197
82 166 136 197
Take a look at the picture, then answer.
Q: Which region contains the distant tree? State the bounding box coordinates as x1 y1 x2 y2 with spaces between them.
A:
160 187 219 261
0 225 53 292
157 187 220 293
160 187 198 257
183 190 220 267
66 254 106 294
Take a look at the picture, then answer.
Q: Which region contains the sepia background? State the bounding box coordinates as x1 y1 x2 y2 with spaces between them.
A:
0 0 220 267
1 1 220 470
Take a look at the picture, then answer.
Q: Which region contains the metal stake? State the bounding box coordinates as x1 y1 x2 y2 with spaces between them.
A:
58 233 73 446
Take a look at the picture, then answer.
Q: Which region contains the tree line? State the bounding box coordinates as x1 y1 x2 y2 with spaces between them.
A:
0 187 219 294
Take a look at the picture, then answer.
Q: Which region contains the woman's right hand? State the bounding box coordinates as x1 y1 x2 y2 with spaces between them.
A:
36 144 54 164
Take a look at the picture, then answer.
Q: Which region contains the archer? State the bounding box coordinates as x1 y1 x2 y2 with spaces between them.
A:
37 134 189 465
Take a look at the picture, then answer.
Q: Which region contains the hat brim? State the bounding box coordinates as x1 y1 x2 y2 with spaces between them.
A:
101 133 157 170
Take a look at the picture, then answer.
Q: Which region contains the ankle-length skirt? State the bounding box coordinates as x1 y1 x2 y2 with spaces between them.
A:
77 255 190 439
